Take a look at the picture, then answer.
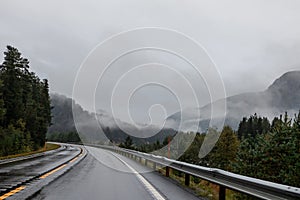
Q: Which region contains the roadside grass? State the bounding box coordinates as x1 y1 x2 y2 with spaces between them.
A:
0 143 60 160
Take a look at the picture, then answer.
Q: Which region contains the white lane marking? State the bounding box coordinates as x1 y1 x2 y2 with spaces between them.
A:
112 153 166 200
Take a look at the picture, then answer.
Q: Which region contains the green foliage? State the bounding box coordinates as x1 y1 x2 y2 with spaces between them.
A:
178 133 205 164
177 127 240 171
46 131 81 143
0 121 32 156
0 45 51 156
119 136 134 149
209 126 239 170
139 139 162 153
237 113 270 139
234 111 300 187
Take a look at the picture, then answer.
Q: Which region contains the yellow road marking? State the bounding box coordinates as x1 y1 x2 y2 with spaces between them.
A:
40 164 67 179
0 150 83 199
69 157 78 163
0 186 26 199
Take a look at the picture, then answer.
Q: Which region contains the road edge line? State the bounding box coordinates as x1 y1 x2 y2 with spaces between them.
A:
110 152 166 200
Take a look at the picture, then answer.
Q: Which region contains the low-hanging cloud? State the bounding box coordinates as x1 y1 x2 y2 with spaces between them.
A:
1 0 300 125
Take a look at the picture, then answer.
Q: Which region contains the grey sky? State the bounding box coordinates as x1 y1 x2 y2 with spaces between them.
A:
1 0 300 125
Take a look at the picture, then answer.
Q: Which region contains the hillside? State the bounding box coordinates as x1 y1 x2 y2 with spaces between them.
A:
48 94 176 144
166 71 300 131
49 71 300 140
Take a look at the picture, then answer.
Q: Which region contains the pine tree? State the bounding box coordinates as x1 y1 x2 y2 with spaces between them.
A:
0 80 5 124
237 117 247 139
234 112 300 187
209 126 239 170
0 45 51 155
0 46 28 127
237 114 271 140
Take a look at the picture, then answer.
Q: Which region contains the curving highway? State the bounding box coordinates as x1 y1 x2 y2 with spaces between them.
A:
31 146 202 200
0 144 84 200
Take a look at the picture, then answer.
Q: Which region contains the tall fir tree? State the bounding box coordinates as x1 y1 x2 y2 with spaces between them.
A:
0 45 51 155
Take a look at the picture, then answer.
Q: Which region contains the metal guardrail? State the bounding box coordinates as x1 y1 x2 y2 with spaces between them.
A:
90 144 300 200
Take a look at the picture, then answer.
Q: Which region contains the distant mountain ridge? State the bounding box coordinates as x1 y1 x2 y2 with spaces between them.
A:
48 94 176 144
166 71 300 131
49 71 300 141
266 71 300 109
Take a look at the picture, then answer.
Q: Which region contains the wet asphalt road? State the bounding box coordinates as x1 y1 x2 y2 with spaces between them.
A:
0 145 81 195
32 147 202 200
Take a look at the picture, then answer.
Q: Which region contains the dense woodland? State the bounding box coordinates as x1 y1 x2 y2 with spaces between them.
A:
0 46 51 156
125 112 300 189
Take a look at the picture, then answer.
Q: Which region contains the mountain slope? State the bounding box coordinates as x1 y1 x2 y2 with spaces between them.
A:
166 71 300 131
48 94 176 144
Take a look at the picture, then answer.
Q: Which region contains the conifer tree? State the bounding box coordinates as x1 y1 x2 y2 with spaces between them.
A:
0 45 51 155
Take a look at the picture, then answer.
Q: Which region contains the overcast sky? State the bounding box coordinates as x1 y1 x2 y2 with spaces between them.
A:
1 0 300 125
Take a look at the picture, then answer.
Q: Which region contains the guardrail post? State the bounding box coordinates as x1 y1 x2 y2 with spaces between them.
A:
166 166 170 177
153 162 156 170
185 173 190 186
219 186 226 200
95 145 300 200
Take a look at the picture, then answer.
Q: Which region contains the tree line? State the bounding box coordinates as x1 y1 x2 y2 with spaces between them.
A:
0 46 51 156
46 131 81 143
123 111 300 190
